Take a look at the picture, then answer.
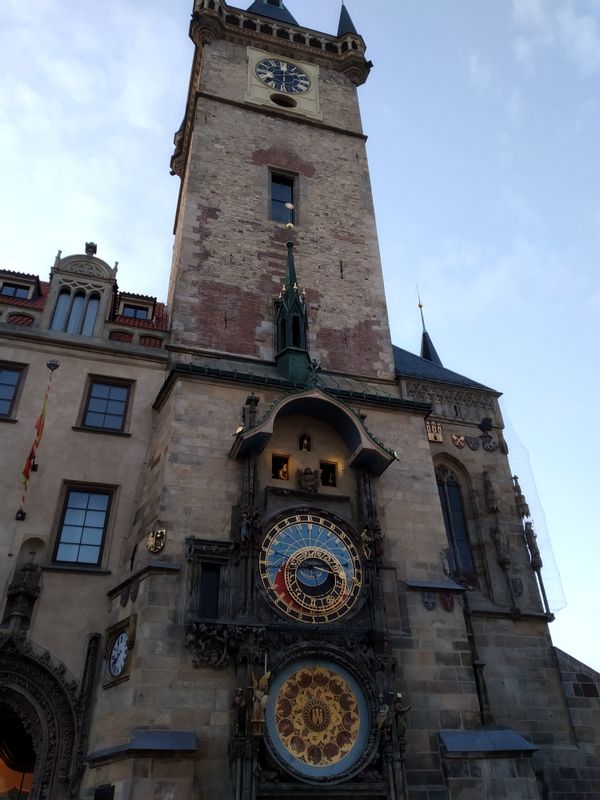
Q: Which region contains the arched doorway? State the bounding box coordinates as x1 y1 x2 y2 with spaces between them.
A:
0 638 80 800
0 708 35 797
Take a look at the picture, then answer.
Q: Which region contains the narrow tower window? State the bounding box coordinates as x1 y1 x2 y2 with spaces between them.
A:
271 174 295 223
435 465 476 588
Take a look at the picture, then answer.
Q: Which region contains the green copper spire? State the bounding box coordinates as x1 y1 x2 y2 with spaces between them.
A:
275 239 310 383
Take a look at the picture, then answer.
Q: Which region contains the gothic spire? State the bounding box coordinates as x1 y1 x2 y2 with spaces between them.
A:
338 1 358 36
417 293 443 366
275 240 310 383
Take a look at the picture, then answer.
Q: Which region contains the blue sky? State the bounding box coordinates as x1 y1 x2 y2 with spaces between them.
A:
1 0 598 669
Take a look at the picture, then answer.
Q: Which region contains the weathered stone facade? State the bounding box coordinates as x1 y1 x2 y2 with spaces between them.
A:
0 2 598 799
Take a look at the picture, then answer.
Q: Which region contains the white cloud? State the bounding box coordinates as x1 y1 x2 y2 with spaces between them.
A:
467 51 492 90
512 0 600 75
512 0 549 28
556 5 600 74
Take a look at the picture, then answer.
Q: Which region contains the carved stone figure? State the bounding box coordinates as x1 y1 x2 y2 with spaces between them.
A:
361 528 374 560
524 521 543 570
296 467 319 494
393 693 411 740
492 524 511 569
483 470 499 513
251 672 271 735
232 687 247 734
513 475 531 519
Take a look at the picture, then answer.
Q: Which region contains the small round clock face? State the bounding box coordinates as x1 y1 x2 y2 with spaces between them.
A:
259 514 362 623
255 58 311 94
108 631 128 678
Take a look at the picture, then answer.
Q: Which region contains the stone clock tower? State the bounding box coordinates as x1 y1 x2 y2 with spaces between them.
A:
65 2 599 799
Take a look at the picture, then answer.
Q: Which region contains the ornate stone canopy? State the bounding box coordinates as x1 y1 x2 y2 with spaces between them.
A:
229 387 396 476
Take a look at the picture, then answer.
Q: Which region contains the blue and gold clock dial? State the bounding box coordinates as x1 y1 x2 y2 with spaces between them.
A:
255 58 311 94
259 514 362 623
266 660 370 780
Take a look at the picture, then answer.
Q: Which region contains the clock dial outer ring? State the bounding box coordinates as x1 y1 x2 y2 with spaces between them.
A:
108 631 128 678
255 58 312 94
259 514 363 624
265 659 371 782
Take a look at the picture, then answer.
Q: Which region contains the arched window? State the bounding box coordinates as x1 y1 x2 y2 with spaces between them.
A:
66 292 85 333
291 315 301 347
435 464 476 588
50 289 70 331
81 295 99 336
50 289 100 336
279 318 287 350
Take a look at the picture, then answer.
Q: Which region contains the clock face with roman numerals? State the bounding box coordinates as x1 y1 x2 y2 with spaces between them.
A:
255 58 311 94
259 514 362 623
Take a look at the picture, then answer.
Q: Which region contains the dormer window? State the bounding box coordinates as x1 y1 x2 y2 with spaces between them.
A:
117 295 155 321
1 282 30 300
122 304 149 320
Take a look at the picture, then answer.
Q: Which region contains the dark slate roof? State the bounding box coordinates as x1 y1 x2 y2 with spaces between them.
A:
393 345 495 393
338 3 358 36
246 1 298 25
420 331 442 366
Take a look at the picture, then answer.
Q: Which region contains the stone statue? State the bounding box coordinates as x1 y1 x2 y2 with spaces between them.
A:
251 671 271 735
297 467 319 494
524 521 542 570
492 523 511 569
232 687 247 734
361 528 374 560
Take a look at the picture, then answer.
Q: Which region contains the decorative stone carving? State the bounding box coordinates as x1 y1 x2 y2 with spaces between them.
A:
3 561 41 632
405 382 495 420
296 467 319 493
524 522 542 570
185 622 245 668
53 254 117 281
513 475 531 519
0 635 82 799
483 470 499 514
492 523 511 569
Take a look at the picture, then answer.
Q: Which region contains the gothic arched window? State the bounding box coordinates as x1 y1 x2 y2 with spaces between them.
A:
50 289 100 336
435 464 476 588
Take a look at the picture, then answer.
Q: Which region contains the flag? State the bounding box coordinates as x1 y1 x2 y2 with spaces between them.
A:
33 396 47 450
22 447 36 484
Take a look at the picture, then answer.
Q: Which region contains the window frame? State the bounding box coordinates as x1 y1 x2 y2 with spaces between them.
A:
52 486 114 568
0 363 25 420
121 303 149 320
270 171 297 225
80 378 133 434
435 463 477 589
1 282 30 300
50 287 101 336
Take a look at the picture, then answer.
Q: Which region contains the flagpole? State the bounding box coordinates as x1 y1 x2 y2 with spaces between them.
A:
16 360 60 521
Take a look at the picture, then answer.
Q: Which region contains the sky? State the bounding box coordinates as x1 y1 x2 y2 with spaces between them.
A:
0 0 598 669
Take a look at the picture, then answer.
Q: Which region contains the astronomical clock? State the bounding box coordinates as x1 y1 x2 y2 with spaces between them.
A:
253 511 382 785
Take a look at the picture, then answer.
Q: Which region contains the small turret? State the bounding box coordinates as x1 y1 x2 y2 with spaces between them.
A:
338 1 359 36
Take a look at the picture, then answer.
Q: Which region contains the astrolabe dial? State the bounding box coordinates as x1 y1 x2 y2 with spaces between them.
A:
265 660 370 781
259 514 362 623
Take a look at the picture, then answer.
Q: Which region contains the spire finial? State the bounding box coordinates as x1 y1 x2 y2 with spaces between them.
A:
416 284 427 333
